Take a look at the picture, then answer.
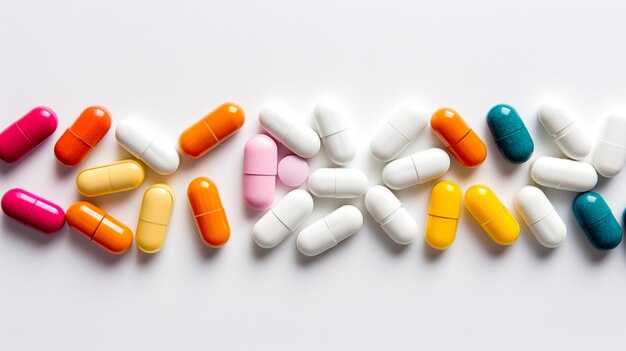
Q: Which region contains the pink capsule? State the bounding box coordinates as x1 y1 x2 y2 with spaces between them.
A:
1 188 65 234
0 107 58 164
243 134 277 210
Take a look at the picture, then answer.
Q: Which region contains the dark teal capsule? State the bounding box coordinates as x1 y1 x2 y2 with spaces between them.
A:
486 104 534 164
572 192 622 250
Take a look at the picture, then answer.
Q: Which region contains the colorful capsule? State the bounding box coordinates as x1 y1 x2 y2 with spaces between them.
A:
54 106 111 167
425 180 462 250
431 108 487 168
0 106 58 164
187 177 230 247
464 185 520 245
179 103 245 158
1 188 65 234
572 192 622 250
76 160 145 197
136 184 174 253
486 104 534 164
243 134 277 210
66 201 133 254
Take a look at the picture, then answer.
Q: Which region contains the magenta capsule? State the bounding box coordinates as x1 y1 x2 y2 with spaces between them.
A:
243 134 277 210
0 107 58 163
1 188 65 234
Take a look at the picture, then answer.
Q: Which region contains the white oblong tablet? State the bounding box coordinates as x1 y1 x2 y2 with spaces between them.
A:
514 186 567 248
537 102 592 160
259 105 320 158
370 105 429 162
308 168 368 199
314 99 357 165
364 185 418 244
252 189 314 249
593 113 626 177
296 205 363 256
382 148 450 190
530 156 597 192
115 119 180 175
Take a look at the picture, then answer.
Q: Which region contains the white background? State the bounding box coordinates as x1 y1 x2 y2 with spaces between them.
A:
1 0 626 350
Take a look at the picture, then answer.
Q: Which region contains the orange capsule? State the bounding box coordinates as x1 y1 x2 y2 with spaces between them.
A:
430 107 487 168
187 177 230 247
179 103 245 158
54 106 111 167
66 201 133 254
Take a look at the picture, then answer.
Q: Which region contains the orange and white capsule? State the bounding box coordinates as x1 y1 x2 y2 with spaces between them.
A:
187 177 230 247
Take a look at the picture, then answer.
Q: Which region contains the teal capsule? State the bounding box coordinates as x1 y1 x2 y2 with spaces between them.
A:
486 104 534 163
572 192 622 250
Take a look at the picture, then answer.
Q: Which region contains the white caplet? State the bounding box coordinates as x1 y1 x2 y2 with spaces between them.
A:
308 168 368 199
370 105 429 162
537 103 592 160
115 119 180 175
364 186 418 245
530 156 597 192
382 148 450 190
313 99 357 165
592 113 626 177
252 189 314 249
514 186 567 248
296 205 363 256
259 104 320 158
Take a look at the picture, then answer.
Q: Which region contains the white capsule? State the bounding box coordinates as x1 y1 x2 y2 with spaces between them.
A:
314 99 357 165
515 186 567 248
308 168 368 199
297 205 363 256
592 113 626 177
537 103 592 160
364 186 418 244
259 105 320 158
530 156 597 192
382 148 450 190
252 189 314 249
115 120 180 175
370 105 428 162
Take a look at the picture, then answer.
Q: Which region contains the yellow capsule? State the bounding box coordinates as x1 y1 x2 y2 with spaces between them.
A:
425 180 462 250
136 184 174 253
76 160 145 197
464 185 520 245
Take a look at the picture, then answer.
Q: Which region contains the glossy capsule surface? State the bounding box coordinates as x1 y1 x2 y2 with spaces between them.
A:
464 185 520 245
425 180 462 250
1 188 65 234
0 106 58 164
136 184 174 253
66 201 133 254
188 177 230 247
54 106 111 167
572 192 622 250
76 160 145 197
179 103 245 158
486 104 534 164
431 108 487 168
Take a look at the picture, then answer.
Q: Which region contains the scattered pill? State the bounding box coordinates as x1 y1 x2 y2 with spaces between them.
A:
0 106 57 164
308 168 368 198
76 160 145 197
431 107 487 168
572 192 622 250
1 188 65 234
243 134 277 210
592 113 626 177
116 119 180 175
370 105 428 162
54 106 111 167
66 201 133 254
425 180 462 250
259 104 320 158
364 185 417 245
382 148 450 190
515 186 566 248
277 155 309 188
530 156 597 192
136 184 174 254
486 104 534 164
252 189 314 248
179 102 245 158
537 102 591 160
297 205 363 256
314 99 357 165
464 185 520 245
188 177 230 248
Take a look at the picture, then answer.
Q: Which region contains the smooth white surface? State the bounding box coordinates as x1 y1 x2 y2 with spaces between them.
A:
3 0 626 350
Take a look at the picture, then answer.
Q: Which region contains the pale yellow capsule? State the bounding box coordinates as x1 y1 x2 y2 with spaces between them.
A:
76 160 145 197
136 184 174 253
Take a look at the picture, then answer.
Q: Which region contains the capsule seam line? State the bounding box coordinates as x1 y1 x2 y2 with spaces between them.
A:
321 126 349 138
139 218 167 226
584 213 612 228
107 167 114 191
91 216 107 241
69 128 94 148
271 209 292 230
194 208 222 217
387 122 411 143
15 121 34 147
448 130 471 148
410 155 421 181
322 218 338 245
494 126 523 141
140 136 158 158
481 207 505 226
202 119 219 143
23 199 38 226
428 213 458 220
